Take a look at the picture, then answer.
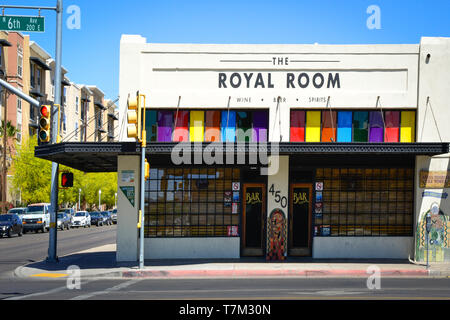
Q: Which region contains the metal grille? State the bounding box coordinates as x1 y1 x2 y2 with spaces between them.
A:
314 168 414 237
144 167 241 238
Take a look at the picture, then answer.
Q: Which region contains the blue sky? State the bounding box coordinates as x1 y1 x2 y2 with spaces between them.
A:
4 0 450 100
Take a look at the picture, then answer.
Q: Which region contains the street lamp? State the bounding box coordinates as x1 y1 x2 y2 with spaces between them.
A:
78 188 81 211
98 189 101 211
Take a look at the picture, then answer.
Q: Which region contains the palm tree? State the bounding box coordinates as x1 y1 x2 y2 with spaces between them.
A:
0 121 18 212
0 121 19 140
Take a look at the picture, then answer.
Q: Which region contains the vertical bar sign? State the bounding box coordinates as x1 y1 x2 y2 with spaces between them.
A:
0 16 45 32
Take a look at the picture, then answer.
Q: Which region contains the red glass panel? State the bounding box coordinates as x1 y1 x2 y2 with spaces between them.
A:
290 111 305 142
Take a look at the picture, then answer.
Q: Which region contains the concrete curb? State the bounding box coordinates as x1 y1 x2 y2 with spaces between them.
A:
14 264 450 279
117 269 432 279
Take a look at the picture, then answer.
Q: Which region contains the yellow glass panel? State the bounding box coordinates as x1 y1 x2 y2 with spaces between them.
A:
190 111 205 142
400 111 415 143
305 111 321 142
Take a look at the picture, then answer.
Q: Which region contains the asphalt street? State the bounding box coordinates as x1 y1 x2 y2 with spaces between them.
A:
1 224 450 302
0 224 117 279
2 278 450 301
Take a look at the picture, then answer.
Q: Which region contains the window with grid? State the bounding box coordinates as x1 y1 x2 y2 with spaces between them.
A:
145 167 241 238
17 46 23 78
314 168 414 237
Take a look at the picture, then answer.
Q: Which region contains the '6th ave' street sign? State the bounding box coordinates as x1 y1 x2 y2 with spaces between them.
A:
0 15 45 32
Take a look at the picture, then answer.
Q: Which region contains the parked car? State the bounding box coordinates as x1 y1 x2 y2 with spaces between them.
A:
90 212 106 226
22 203 52 233
0 214 23 238
72 211 91 228
61 208 75 219
101 211 113 226
8 208 27 216
111 209 117 224
57 212 72 230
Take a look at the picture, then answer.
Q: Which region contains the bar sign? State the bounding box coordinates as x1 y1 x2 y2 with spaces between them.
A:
0 16 45 32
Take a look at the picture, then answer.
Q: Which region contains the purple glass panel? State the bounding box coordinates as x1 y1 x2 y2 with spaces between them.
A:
252 111 268 142
157 111 173 142
369 111 384 143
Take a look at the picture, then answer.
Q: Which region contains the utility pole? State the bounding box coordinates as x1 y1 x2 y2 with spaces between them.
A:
1 82 7 213
48 0 63 263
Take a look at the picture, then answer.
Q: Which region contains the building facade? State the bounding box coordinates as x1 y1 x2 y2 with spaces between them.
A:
116 35 450 263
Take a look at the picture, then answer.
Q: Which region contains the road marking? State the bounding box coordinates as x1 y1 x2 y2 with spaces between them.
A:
5 285 69 300
31 273 68 278
70 279 141 300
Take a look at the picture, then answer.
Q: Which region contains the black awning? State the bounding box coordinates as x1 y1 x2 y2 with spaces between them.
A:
144 142 450 156
35 142 449 173
0 39 12 47
62 79 71 86
108 113 119 120
35 142 139 172
30 57 51 71
29 90 44 98
95 102 107 110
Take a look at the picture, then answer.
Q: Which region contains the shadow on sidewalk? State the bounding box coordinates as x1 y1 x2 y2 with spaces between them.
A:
25 251 419 272
26 251 118 272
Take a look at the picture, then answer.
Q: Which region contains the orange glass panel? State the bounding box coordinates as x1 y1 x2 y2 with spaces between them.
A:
321 111 337 142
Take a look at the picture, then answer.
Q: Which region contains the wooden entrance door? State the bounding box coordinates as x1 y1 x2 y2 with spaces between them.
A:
242 184 266 256
289 184 313 256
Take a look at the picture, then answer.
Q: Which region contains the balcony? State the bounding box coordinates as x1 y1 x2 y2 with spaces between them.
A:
95 102 107 110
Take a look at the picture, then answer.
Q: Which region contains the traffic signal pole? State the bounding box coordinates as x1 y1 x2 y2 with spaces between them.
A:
48 0 63 263
139 96 147 270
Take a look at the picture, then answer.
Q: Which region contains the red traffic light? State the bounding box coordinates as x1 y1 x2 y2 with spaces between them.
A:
40 105 50 118
61 172 74 188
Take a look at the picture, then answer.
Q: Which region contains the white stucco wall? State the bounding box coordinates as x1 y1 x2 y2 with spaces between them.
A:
116 155 140 262
119 38 420 142
417 37 450 143
145 238 240 259
313 237 414 259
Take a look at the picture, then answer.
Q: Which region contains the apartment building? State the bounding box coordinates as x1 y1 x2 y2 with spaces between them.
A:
62 81 81 142
27 41 51 141
0 32 118 207
105 99 119 142
87 85 107 142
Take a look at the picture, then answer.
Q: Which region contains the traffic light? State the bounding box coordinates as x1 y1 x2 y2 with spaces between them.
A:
61 172 74 188
39 105 51 144
127 93 141 141
144 159 150 180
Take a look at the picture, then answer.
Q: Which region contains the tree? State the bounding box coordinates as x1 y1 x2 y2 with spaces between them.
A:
0 121 19 212
12 137 118 208
12 137 52 204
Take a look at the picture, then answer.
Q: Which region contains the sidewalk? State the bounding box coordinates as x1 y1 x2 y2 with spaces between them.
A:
15 244 450 279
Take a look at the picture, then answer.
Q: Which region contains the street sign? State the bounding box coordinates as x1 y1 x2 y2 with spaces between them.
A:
0 15 45 32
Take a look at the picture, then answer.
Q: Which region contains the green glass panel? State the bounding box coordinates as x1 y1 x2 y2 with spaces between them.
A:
353 112 368 142
236 111 252 142
145 110 157 142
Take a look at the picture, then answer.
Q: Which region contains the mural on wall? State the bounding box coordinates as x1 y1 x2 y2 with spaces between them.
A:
266 208 287 261
416 203 450 262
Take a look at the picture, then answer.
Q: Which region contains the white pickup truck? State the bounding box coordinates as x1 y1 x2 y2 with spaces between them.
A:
22 203 52 233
